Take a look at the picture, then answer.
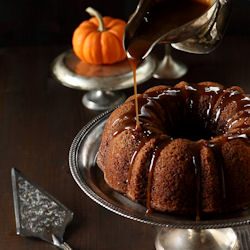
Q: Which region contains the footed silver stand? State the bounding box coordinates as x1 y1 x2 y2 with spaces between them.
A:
153 45 188 79
52 50 156 110
69 109 250 250
155 228 239 250
82 90 126 111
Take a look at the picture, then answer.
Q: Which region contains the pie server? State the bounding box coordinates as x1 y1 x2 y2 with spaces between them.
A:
11 168 73 250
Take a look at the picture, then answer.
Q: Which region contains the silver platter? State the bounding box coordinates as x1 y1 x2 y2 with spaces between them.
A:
69 108 250 230
52 50 157 91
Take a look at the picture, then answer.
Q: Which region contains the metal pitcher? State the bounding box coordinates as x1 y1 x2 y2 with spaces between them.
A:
124 0 232 57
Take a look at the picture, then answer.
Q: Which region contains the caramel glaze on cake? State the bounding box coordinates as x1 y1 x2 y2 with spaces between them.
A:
97 81 250 219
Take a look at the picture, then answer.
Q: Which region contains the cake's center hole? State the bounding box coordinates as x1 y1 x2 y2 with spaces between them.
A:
170 122 213 141
164 115 215 141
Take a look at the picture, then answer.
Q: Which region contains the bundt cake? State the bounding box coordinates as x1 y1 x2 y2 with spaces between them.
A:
97 81 250 219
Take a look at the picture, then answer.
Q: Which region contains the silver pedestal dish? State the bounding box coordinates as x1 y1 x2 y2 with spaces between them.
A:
69 109 250 250
52 50 157 110
153 45 188 80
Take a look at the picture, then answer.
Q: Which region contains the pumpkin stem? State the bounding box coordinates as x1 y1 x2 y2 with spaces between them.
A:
86 7 106 32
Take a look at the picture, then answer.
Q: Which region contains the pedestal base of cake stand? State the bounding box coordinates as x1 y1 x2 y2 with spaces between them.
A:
82 89 126 111
153 44 188 80
155 227 239 250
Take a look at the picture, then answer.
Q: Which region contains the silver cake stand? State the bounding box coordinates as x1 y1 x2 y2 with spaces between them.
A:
52 50 156 110
69 109 250 250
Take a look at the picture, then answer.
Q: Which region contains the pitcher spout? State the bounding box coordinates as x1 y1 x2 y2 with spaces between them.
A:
124 0 153 59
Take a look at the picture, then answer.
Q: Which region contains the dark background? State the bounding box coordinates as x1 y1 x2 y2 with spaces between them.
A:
0 0 250 47
0 1 250 250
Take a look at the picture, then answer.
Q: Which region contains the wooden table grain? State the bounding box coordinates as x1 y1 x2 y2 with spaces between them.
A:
0 35 249 250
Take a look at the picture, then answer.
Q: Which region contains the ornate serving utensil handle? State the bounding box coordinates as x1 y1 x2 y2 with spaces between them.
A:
52 234 73 250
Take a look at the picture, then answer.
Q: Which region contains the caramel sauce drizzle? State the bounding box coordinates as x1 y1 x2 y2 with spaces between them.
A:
192 151 201 221
214 90 242 124
128 58 141 129
146 138 172 215
227 111 250 130
207 141 227 201
127 130 156 184
225 96 250 130
204 88 224 129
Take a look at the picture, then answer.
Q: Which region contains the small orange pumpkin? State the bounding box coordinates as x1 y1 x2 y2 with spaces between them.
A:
72 7 127 65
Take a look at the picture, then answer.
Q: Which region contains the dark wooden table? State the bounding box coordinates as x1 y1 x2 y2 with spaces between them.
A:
0 35 250 250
